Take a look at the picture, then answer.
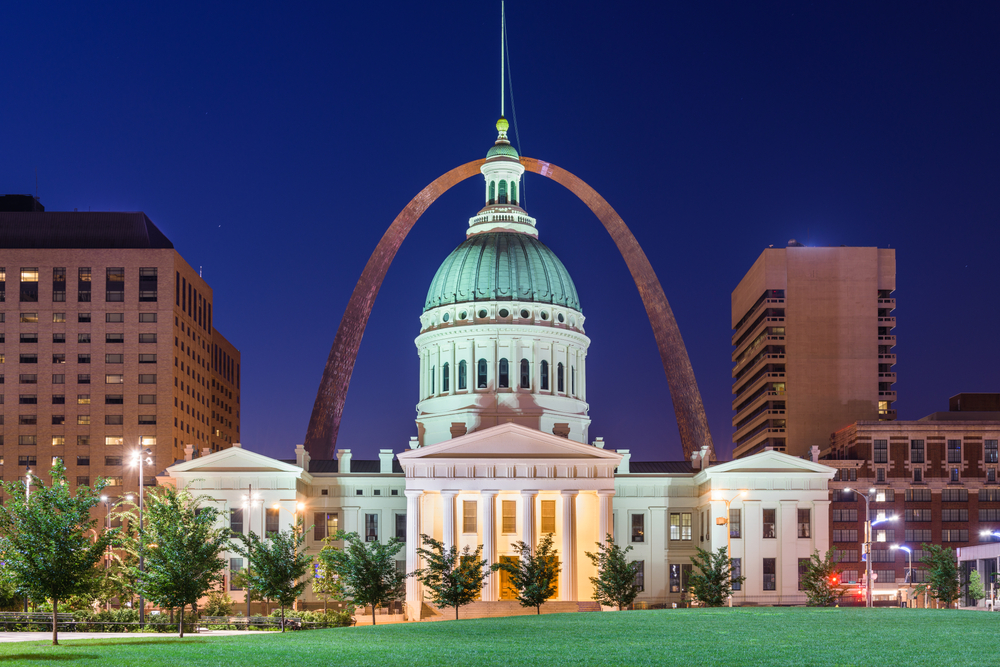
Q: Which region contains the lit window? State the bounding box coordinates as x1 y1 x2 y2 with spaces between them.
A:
105 374 124 384
541 500 556 533
52 312 66 322
105 436 124 446
20 312 38 323
463 500 477 533
20 268 38 282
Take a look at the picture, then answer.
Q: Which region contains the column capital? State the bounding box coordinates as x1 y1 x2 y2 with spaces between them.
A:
597 489 616 498
520 489 539 497
560 489 580 498
480 489 500 498
404 489 423 499
440 489 460 497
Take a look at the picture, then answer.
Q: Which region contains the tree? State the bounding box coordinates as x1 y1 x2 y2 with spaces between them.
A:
318 530 406 625
688 546 745 607
0 460 114 645
313 536 350 614
490 533 561 614
968 570 986 605
232 523 312 631
129 485 229 637
414 535 489 620
202 589 236 616
918 543 961 608
584 535 641 611
799 548 844 606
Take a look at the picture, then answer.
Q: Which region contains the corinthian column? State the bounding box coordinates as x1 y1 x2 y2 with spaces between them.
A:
480 489 498 601
560 490 578 600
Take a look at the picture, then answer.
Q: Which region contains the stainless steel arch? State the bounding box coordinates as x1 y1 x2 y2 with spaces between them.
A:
304 157 714 461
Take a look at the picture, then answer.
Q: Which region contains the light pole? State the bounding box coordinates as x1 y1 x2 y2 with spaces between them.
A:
891 544 912 606
24 468 32 612
131 448 153 627
712 490 747 607
845 487 896 608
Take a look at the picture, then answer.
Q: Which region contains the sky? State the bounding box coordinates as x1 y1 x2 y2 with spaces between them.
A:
2 2 998 463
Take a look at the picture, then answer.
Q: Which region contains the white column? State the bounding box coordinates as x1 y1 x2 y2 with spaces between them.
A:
480 489 498 601
560 490 578 601
598 490 615 546
441 490 458 552
405 490 422 620
780 500 798 600
449 343 456 395
580 350 587 401
521 489 537 549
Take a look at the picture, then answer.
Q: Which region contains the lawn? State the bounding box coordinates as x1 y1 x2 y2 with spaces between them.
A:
0 608 995 666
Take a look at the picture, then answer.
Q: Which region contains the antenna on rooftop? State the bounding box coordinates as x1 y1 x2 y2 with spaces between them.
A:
500 1 505 118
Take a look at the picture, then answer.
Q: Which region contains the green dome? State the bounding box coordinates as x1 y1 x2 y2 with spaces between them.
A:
486 142 519 159
424 232 581 312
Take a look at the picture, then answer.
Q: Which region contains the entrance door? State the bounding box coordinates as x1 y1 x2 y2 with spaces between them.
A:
500 556 518 600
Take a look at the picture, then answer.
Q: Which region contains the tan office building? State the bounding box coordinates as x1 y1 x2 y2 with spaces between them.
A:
731 243 896 459
0 195 240 490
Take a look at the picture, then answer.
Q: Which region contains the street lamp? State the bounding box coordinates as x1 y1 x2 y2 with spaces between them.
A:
711 490 748 607
891 545 912 590
845 487 897 608
131 448 153 627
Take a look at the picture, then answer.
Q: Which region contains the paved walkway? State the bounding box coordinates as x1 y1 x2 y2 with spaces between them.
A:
0 630 268 643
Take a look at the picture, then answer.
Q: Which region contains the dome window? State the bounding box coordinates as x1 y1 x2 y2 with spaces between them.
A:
498 308 510 318
520 359 530 389
488 182 496 205
519 309 530 319
557 313 565 323
442 313 450 322
459 311 467 320
442 363 450 392
571 366 575 395
478 309 488 319
540 311 549 321
498 358 509 388
458 360 467 390
540 360 549 390
557 362 565 393
498 180 508 205
510 181 517 206
477 359 488 388
430 366 435 396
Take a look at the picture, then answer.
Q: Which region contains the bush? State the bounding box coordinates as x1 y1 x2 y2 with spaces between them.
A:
202 591 236 617
263 609 354 628
69 609 196 633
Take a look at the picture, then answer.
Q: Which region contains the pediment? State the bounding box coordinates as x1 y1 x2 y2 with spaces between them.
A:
167 447 303 475
397 423 622 463
704 450 836 476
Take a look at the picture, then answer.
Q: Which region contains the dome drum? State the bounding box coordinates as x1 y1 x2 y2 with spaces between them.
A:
419 302 586 335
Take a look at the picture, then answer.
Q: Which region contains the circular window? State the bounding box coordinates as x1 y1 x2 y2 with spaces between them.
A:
478 309 488 319
459 311 467 320
498 308 510 318
520 309 530 319
442 313 450 322
540 311 549 320
557 313 565 323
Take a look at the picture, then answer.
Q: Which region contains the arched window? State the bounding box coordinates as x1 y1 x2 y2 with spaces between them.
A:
541 360 549 390
477 358 488 388
430 366 435 395
498 180 507 204
557 362 564 393
488 181 496 205
571 366 575 395
510 181 517 205
458 360 467 390
442 362 450 393
498 358 509 388
520 359 530 389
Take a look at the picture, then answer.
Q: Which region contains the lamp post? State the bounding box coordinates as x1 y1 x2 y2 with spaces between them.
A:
24 468 32 612
891 545 912 606
131 448 153 627
711 490 747 607
99 495 111 569
845 487 896 608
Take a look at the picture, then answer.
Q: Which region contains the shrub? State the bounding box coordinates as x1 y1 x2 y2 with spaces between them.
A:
202 590 236 617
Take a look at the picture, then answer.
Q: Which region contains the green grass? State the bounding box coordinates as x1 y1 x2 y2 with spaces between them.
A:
0 608 994 666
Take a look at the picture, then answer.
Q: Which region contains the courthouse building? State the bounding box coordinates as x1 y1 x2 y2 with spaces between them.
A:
159 120 836 618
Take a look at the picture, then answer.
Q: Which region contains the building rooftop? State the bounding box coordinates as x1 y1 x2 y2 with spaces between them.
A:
628 461 695 474
0 211 173 249
279 459 405 474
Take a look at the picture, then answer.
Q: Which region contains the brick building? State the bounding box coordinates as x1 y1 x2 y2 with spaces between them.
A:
0 195 240 490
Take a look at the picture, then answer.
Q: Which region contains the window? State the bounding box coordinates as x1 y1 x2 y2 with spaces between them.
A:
78 312 91 323
796 508 811 538
731 558 742 591
20 415 37 425
230 558 244 590
631 513 644 543
139 374 156 384
906 529 932 542
139 333 157 343
20 394 37 404
104 415 123 425
105 374 124 384
798 558 810 590
138 394 156 404
20 312 38 323
230 508 244 535
541 360 549 390
105 395 123 405
832 509 858 522
313 512 339 541
457 360 467 390
106 313 124 323
670 512 692 541
833 529 859 542
905 509 932 522
906 488 932 502
18 455 38 467
981 488 1000 502
633 560 645 592
520 359 530 389
913 468 923 483
948 439 962 464
951 468 960 482
105 436 124 446
941 488 968 502
140 436 156 447
729 509 741 538
19 354 37 364
941 529 969 543
265 508 279 536
19 436 38 446
541 500 556 533
498 358 509 388
989 468 998 483
52 395 65 404
832 489 856 502
77 435 90 446
395 513 407 541
365 513 378 542
557 362 564 392
463 500 477 533
78 354 91 364
105 354 123 364
442 362 449 392
873 440 888 464
52 333 65 343
876 468 885 483
106 333 124 343
763 558 776 591
477 358 487 388
139 313 157 323
78 394 91 405
669 564 680 593
51 416 65 426
874 529 895 544
762 509 776 538
104 456 123 466
941 508 969 522
835 549 859 563
502 500 516 533
52 353 65 364
78 334 90 344
138 415 156 425
19 374 37 384
987 440 999 465
910 440 925 463
20 333 38 344
77 415 91 425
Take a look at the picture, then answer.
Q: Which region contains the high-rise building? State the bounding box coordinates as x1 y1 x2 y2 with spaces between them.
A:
0 196 240 489
731 243 896 459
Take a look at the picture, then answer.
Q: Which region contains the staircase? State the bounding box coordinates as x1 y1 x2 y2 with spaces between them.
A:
421 600 598 621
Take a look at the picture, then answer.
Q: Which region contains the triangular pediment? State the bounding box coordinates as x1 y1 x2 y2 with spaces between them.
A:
167 447 303 475
397 423 622 462
704 450 837 476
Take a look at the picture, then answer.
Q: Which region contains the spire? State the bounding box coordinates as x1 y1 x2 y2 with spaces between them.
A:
501 1 505 118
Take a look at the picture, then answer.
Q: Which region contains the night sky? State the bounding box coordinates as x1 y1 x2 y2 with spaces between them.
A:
3 3 998 463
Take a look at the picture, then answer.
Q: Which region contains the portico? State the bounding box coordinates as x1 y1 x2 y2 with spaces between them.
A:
396 422 621 618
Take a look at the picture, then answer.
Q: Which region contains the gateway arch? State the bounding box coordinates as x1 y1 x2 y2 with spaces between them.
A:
303 157 715 461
